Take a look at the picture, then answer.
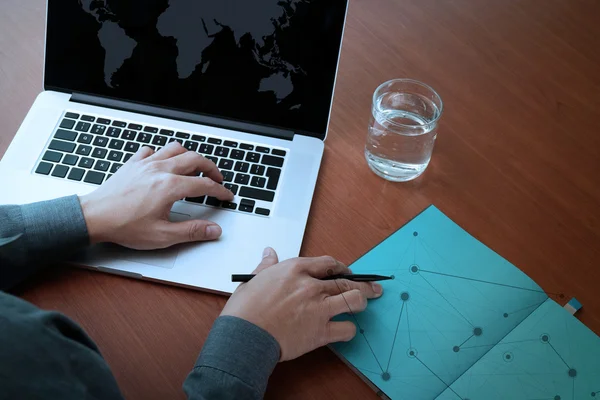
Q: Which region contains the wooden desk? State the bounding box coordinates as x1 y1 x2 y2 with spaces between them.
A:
1 0 599 399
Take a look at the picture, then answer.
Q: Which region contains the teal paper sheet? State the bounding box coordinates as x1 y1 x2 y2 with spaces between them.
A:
332 206 600 399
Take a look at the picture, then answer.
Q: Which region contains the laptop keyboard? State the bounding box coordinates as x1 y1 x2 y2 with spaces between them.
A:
34 111 288 217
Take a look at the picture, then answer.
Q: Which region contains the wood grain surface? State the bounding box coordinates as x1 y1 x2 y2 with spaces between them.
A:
1 0 599 399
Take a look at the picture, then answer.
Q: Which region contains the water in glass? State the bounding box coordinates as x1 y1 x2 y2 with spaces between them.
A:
365 80 442 182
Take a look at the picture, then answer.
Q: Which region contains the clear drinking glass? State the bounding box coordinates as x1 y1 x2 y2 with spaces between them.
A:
365 79 443 182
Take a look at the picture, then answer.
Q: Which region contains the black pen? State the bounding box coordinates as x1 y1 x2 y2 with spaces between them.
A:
231 274 393 283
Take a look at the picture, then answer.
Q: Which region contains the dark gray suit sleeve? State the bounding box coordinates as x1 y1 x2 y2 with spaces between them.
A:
183 316 281 400
0 195 89 290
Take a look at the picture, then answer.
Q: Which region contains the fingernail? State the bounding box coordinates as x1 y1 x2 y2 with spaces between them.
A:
372 283 383 296
206 225 222 239
262 247 272 258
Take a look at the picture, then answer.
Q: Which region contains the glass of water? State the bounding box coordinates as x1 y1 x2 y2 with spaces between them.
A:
365 79 443 182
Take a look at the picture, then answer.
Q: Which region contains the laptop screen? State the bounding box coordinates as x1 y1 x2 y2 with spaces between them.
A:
45 0 348 138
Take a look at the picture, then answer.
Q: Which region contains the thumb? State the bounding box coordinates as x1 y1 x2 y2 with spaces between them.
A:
162 219 222 246
253 247 279 273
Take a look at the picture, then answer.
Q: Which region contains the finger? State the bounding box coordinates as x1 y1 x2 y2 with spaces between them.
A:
172 176 234 202
321 279 383 299
129 146 154 162
326 289 368 318
159 219 223 246
325 321 357 344
147 141 187 161
160 151 223 182
298 256 349 279
253 247 280 273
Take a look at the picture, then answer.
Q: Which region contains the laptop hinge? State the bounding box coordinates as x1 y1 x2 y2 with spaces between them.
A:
70 93 295 141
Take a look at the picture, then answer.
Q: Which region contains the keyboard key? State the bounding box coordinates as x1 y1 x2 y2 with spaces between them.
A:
124 142 140 153
136 132 152 143
224 140 238 148
108 139 124 150
256 146 270 153
240 186 275 202
234 173 250 185
222 171 234 182
144 126 158 133
208 137 222 145
106 127 121 137
246 152 260 163
124 153 133 162
93 136 109 147
256 208 270 216
239 199 255 213
128 123 142 130
112 120 127 127
184 141 198 152
192 134 206 142
84 171 105 185
110 163 123 173
77 133 93 144
224 183 238 195
168 138 184 144
92 148 108 158
251 176 267 188
51 164 69 178
78 157 94 169
199 144 214 154
266 167 281 190
234 161 250 173
35 162 53 175
59 119 76 129
205 197 221 207
91 124 107 135
261 155 284 167
186 196 205 204
240 143 254 150
94 160 110 171
49 140 76 153
272 149 286 157
81 115 95 122
215 147 229 157
159 129 174 136
221 202 237 210
55 129 77 141
231 150 245 160
75 121 91 132
62 154 79 165
68 168 85 181
97 118 111 125
76 145 92 156
206 156 217 164
250 164 265 176
65 112 80 119
176 132 190 139
108 151 123 162
144 145 156 151
43 150 62 163
218 159 234 170
152 135 167 146
107 174 113 180
121 130 137 140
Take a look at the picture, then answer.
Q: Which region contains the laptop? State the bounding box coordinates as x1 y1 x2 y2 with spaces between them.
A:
0 0 349 294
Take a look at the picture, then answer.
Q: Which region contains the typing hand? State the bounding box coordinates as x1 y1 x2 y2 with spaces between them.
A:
221 248 384 361
79 142 234 249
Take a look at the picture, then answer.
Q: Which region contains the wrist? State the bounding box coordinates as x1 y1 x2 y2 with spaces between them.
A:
79 194 112 244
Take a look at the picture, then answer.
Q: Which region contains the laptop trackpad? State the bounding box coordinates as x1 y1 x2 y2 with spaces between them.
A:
99 243 180 269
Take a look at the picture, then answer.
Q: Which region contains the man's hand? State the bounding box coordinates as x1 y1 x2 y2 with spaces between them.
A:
79 142 234 249
221 248 383 361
